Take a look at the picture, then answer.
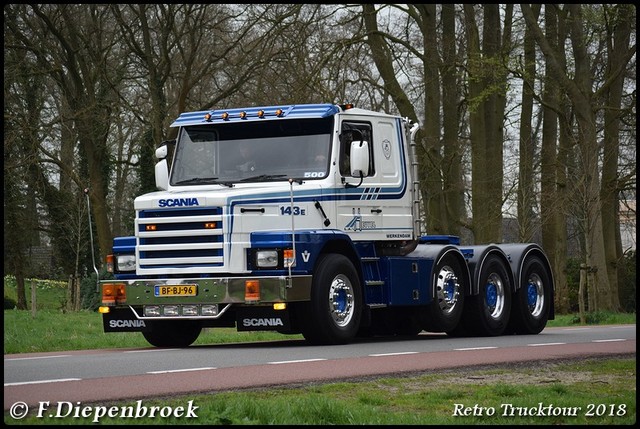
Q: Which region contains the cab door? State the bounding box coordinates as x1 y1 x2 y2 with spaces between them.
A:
336 118 412 243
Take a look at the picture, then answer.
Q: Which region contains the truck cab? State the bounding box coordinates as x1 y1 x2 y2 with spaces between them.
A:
100 103 553 347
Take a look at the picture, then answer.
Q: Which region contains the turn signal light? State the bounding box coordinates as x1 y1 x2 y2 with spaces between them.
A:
245 280 260 301
105 254 114 273
102 283 126 305
116 283 126 303
102 284 116 304
283 249 296 267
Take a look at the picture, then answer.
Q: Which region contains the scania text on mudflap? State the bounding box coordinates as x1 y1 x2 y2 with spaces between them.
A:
99 103 554 347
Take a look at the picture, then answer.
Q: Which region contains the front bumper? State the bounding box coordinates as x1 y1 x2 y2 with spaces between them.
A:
102 275 313 307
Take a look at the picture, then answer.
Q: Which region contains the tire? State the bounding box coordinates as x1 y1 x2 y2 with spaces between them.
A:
142 320 202 348
507 255 552 335
422 252 466 333
457 254 512 336
300 254 362 345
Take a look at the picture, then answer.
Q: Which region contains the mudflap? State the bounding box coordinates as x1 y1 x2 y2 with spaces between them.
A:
236 306 291 332
103 307 150 332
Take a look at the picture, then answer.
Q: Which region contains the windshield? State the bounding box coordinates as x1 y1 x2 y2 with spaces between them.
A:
170 117 333 186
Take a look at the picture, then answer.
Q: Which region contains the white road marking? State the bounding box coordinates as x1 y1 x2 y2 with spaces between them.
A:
5 378 81 386
5 355 71 361
268 358 327 364
593 339 626 342
369 352 419 357
528 342 566 346
454 347 498 351
147 367 216 374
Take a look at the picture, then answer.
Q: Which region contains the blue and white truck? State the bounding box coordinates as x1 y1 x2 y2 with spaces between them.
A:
99 103 554 347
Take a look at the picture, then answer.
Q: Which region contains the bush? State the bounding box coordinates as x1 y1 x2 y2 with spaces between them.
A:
570 311 608 325
619 250 636 313
4 296 17 310
564 251 636 314
80 269 114 311
564 258 582 313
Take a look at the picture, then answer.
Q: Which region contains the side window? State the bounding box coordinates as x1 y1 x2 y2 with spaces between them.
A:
339 122 374 176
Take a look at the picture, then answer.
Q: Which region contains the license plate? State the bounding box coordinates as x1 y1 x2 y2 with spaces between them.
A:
154 285 197 297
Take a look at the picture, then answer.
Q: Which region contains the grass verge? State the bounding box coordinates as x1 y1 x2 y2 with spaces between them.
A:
4 279 636 425
5 356 635 425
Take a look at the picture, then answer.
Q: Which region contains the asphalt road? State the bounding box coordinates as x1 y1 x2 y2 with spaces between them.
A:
4 324 636 411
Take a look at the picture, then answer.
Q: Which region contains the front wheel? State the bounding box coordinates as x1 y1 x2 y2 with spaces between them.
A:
142 320 202 348
300 254 362 345
422 251 466 333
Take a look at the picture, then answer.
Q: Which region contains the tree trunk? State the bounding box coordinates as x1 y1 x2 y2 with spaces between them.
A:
464 5 509 243
553 106 573 314
522 4 615 311
15 274 28 310
463 5 487 244
518 4 539 242
441 4 464 235
361 4 426 233
415 4 445 235
31 280 37 318
600 4 633 312
566 5 614 311
539 5 570 313
579 264 587 323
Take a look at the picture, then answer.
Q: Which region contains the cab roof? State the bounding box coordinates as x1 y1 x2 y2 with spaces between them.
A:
171 103 342 127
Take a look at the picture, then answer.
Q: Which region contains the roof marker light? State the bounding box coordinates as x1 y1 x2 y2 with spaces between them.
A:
240 111 247 119
257 110 265 118
221 112 229 120
204 113 212 121
275 108 284 117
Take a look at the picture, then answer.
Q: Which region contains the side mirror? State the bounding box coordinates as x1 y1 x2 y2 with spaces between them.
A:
155 159 169 190
156 139 176 160
155 145 168 160
350 140 370 177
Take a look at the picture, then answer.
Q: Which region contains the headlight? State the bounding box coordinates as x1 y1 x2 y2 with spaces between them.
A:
116 254 136 272
255 250 278 268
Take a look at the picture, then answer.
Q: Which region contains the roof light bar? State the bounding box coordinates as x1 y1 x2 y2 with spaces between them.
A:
200 107 290 123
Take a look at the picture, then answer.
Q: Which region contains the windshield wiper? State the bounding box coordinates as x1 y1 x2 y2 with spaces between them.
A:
175 177 233 187
238 174 287 183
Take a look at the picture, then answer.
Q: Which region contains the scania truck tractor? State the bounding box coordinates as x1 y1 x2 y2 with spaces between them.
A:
99 103 554 347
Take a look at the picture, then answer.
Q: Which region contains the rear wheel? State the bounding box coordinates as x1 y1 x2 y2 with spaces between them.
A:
422 252 466 333
457 254 512 336
508 255 552 334
142 320 202 348
300 254 362 345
